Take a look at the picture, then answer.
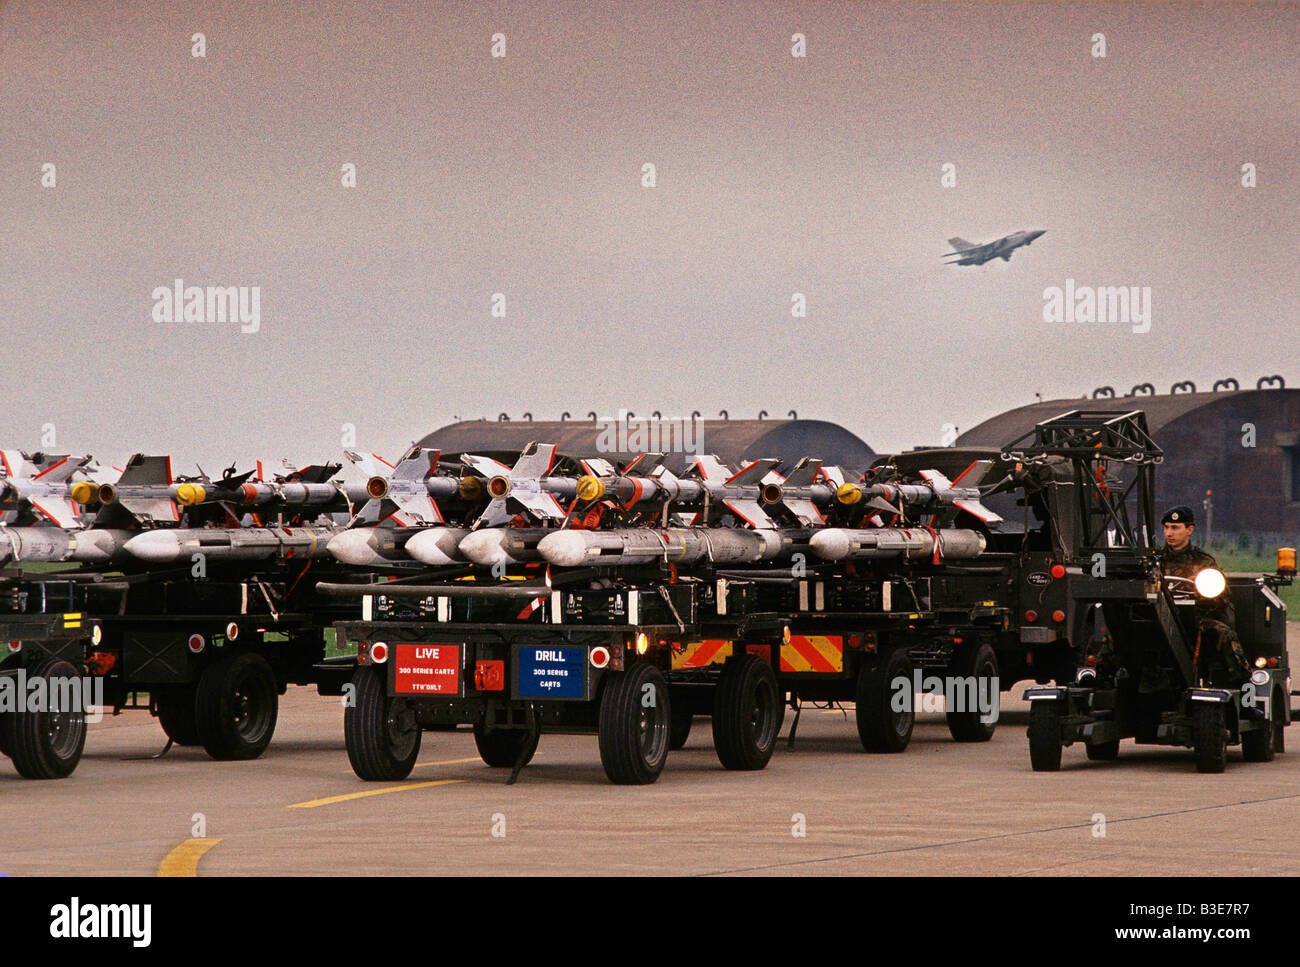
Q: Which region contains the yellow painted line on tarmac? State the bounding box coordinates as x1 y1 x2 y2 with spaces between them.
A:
157 838 221 877
414 753 543 768
287 779 465 809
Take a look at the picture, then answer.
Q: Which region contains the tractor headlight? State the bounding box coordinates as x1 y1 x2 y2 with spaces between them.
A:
1250 669 1269 687
1194 567 1226 599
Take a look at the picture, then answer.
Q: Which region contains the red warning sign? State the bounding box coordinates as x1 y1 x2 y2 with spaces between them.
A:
394 643 461 695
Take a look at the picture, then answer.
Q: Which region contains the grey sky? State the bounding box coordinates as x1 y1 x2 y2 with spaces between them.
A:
2 1 1296 472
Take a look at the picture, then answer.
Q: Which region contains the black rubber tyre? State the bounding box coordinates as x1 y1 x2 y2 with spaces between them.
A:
1274 688 1286 755
945 642 1000 742
855 647 914 753
473 720 540 768
155 685 202 746
1241 696 1276 764
711 654 781 770
1028 700 1064 772
669 700 693 750
1193 702 1227 774
7 658 87 780
0 656 17 758
344 664 421 780
194 651 278 761
598 663 670 785
1085 737 1120 761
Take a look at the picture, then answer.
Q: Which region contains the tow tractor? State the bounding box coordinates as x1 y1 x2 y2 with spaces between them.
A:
1011 411 1293 772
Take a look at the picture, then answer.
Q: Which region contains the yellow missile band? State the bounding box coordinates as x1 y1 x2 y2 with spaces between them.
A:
575 475 604 502
70 482 97 504
836 483 862 505
458 476 483 501
175 483 207 506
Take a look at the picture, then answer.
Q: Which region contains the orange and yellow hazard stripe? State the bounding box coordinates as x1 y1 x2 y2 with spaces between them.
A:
780 635 843 673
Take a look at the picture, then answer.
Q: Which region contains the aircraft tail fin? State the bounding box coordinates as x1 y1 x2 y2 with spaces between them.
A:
947 237 975 252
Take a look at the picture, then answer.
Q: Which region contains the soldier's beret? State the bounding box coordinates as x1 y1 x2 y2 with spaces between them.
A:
1162 505 1195 524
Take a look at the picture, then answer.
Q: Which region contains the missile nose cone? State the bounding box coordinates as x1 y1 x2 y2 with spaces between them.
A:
125 530 183 563
809 529 851 561
328 529 378 565
406 527 467 566
537 530 589 567
458 529 507 566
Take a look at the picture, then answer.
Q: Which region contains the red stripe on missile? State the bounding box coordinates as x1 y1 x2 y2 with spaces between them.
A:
33 456 69 480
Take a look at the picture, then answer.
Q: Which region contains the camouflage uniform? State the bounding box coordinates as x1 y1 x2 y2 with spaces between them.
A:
1158 543 1249 686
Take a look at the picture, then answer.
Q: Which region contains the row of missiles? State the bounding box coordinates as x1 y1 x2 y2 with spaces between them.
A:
1 441 1003 570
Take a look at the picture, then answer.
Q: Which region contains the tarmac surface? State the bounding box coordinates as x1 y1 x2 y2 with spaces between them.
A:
2 626 1297 877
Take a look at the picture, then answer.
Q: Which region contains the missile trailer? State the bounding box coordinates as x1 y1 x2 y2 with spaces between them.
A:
330 561 1017 785
0 561 370 778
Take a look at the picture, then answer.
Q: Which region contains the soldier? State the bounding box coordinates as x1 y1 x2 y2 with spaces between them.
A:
1158 505 1249 686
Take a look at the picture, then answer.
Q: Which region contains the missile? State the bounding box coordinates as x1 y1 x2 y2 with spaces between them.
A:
173 479 368 509
358 447 483 526
327 527 419 566
124 525 340 563
0 451 94 527
0 527 134 564
461 443 572 527
404 527 472 566
808 528 987 561
834 466 1002 523
537 527 813 568
573 457 841 527
458 528 549 567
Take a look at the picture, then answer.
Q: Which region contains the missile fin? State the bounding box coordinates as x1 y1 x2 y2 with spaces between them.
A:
514 490 567 521
461 453 513 478
29 497 81 528
953 498 1003 524
116 454 173 486
783 498 825 526
509 442 557 480
782 458 822 488
726 458 780 486
951 459 994 487
918 468 954 490
391 447 439 482
693 455 732 481
723 498 775 529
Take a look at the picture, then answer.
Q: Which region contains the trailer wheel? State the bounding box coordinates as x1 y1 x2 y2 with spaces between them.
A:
856 647 914 753
946 642 999 742
155 685 202 746
1085 738 1120 761
1028 701 1063 772
344 664 420 780
473 720 540 768
1240 694 1278 764
1193 702 1227 774
1274 687 1286 754
712 654 780 770
598 663 670 785
669 700 693 750
0 657 16 758
7 658 87 779
194 651 278 761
